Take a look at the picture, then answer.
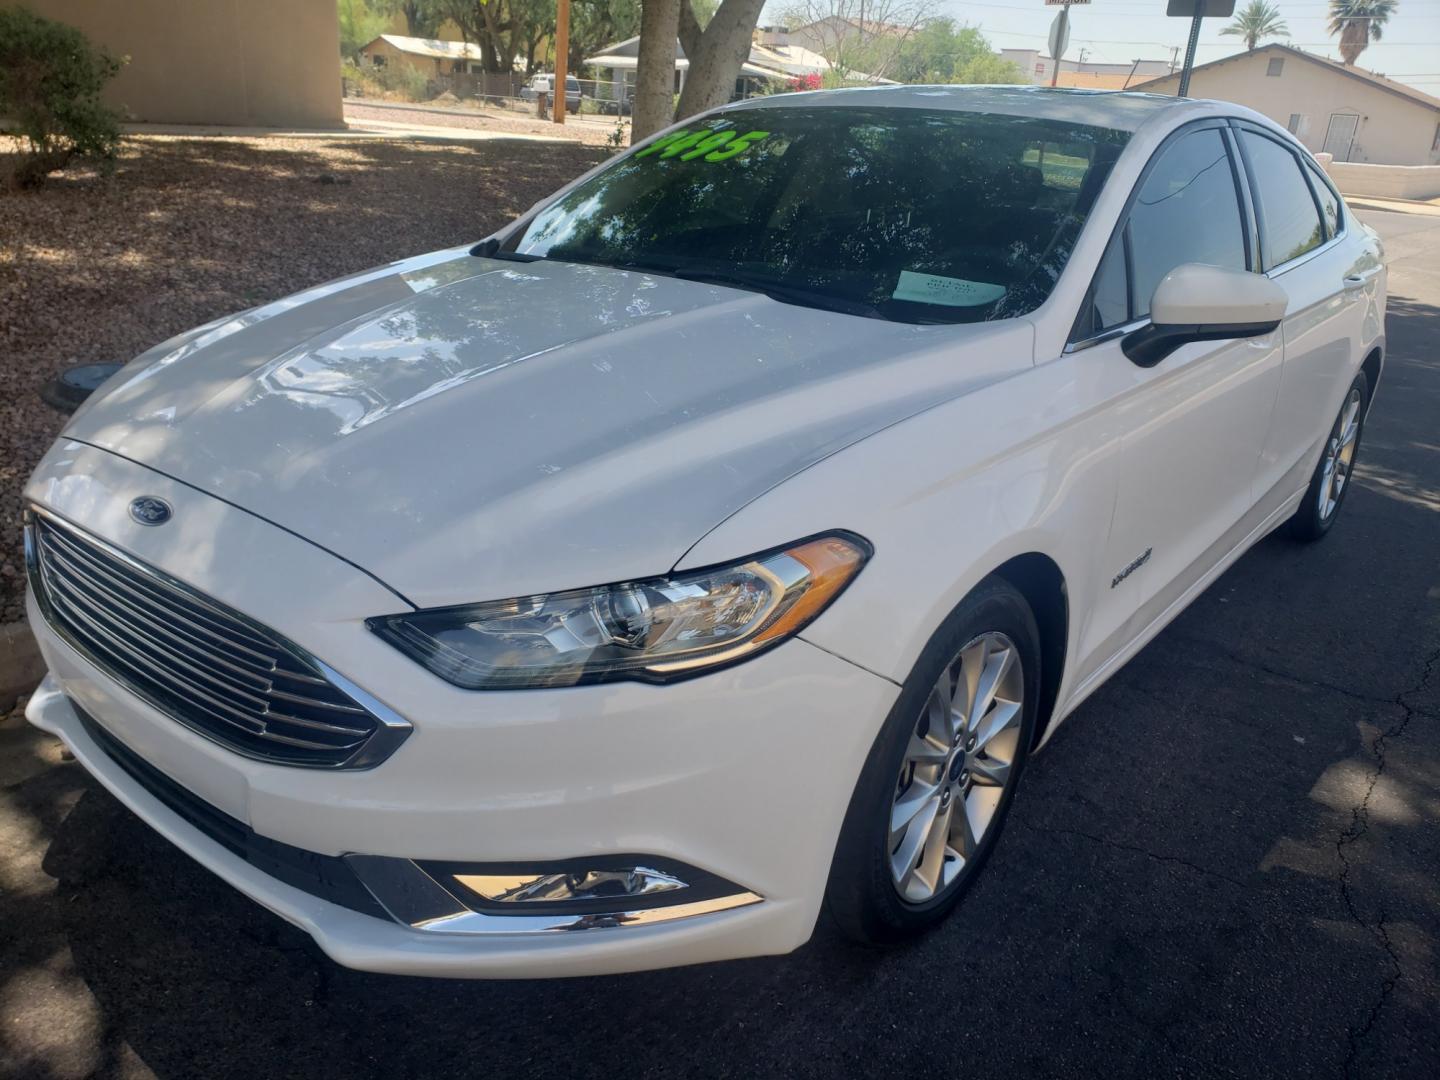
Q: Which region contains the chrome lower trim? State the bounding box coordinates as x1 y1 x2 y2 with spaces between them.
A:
1064 316 1151 355
346 854 762 935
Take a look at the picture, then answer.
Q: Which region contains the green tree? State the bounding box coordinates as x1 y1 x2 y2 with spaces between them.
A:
391 0 446 37
889 19 1023 85
338 0 391 61
1220 1 1288 50
1327 0 1397 66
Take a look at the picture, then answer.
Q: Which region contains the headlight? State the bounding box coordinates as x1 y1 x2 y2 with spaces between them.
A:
367 532 870 689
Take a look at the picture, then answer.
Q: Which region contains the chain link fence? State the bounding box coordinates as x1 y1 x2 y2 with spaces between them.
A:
343 67 633 122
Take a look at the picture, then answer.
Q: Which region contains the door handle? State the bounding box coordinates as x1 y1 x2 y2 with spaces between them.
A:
1343 268 1381 292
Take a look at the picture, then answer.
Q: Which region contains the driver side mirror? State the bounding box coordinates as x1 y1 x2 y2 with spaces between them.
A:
1121 264 1287 368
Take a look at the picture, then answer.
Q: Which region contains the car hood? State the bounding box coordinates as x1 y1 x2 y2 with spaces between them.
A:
65 250 1034 609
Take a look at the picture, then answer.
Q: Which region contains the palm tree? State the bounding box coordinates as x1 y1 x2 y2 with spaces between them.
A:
1327 0 1398 66
1220 1 1288 51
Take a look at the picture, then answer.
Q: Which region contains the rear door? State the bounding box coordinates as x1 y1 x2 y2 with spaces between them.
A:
1234 123 1373 505
1069 121 1284 673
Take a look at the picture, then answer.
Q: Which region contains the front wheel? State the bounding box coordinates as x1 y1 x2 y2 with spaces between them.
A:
1287 370 1368 542
825 577 1039 944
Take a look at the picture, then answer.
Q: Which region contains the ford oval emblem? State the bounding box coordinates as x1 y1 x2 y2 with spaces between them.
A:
128 496 172 526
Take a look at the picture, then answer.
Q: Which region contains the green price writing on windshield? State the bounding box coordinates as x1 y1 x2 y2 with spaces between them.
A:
634 128 771 163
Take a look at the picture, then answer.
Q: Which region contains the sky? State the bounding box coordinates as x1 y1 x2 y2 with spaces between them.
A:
761 0 1440 96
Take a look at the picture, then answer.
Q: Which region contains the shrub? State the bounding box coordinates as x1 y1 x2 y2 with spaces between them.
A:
340 57 429 103
0 7 125 188
377 61 429 102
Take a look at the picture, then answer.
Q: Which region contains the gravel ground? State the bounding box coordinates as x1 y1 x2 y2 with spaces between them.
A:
0 133 606 625
344 100 629 147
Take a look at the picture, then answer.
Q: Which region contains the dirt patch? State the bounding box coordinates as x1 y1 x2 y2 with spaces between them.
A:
0 133 606 624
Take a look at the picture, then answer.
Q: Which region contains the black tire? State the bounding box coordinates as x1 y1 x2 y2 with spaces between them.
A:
825 577 1041 944
1287 369 1369 543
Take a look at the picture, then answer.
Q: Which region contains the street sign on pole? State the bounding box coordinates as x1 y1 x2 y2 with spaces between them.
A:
1167 0 1233 97
1165 0 1233 14
1048 9 1071 86
1045 0 1090 5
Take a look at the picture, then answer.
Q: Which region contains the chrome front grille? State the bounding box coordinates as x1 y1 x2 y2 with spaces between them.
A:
25 508 410 769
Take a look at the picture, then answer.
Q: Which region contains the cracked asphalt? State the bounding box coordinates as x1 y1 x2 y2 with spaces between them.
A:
2 207 1438 1079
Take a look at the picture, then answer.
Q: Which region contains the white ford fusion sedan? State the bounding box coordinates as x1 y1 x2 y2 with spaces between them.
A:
25 86 1385 978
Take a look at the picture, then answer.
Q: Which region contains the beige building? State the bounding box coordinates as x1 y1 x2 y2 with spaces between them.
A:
25 0 342 128
1137 45 1440 166
999 49 1173 89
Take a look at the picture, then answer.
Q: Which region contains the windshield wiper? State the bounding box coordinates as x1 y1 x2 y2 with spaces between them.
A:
471 238 544 262
671 268 891 320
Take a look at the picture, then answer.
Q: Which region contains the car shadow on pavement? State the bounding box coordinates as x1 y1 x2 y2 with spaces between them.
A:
4 319 1438 1077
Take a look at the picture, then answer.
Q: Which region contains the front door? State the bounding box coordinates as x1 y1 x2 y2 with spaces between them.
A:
1070 123 1283 677
1322 114 1359 161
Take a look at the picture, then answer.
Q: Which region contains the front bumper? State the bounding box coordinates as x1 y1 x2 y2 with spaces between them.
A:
24 442 898 977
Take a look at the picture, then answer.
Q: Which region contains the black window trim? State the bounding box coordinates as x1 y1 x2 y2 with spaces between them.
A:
1229 119 1343 275
1300 152 1345 242
1067 117 1252 350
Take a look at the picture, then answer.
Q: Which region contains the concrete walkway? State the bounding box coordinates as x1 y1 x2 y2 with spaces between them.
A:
121 120 572 146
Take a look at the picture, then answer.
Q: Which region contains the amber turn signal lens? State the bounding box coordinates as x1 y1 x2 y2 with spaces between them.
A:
753 536 868 645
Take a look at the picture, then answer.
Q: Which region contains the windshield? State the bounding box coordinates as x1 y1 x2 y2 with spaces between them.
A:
510 106 1130 324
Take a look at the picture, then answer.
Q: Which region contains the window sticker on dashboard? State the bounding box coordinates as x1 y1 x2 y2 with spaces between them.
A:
634 129 772 162
892 271 1007 307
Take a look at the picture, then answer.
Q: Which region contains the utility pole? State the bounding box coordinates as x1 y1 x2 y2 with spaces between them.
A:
553 0 570 124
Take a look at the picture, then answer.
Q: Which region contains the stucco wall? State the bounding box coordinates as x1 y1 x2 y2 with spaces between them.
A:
1141 52 1440 167
1326 161 1440 200
27 0 343 128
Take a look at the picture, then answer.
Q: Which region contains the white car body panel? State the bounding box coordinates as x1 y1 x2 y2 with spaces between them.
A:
65 256 1032 608
23 86 1386 976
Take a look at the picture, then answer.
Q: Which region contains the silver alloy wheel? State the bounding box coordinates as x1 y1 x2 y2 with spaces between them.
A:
1318 387 1363 521
889 631 1024 903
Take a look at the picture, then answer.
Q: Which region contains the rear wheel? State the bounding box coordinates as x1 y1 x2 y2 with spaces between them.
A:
826 578 1039 944
1288 370 1368 542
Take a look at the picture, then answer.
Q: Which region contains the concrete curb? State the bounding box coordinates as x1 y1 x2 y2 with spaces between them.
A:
1 620 44 712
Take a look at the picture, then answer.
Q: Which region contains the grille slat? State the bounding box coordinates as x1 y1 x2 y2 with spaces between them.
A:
42 585 355 751
27 511 398 768
40 555 277 708
41 524 282 666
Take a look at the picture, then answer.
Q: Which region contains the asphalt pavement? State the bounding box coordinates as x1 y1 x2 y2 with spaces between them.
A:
2 208 1438 1080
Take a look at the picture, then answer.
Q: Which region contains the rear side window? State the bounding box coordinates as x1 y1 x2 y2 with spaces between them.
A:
1303 158 1341 239
1241 132 1324 269
1126 128 1247 320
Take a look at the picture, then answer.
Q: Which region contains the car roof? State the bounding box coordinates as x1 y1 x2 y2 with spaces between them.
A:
720 85 1197 134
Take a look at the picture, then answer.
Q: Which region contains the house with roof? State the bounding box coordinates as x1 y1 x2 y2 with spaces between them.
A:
781 16 913 60
358 34 488 78
1135 44 1440 167
582 35 893 111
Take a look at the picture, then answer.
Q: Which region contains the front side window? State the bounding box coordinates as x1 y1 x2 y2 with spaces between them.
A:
1242 131 1324 269
1126 128 1247 319
510 107 1129 324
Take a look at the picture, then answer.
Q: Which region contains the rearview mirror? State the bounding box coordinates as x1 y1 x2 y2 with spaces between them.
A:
1121 264 1287 368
